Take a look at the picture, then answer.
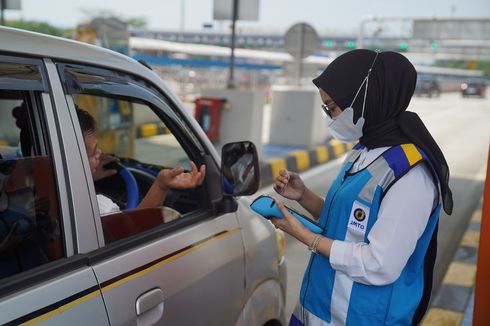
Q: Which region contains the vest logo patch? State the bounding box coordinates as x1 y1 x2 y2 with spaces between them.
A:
354 208 366 221
348 201 370 234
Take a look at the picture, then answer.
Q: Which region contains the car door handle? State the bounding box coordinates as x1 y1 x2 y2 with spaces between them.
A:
136 288 165 322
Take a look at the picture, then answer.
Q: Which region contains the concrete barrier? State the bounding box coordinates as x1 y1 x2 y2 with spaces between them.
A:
259 139 352 187
135 122 169 138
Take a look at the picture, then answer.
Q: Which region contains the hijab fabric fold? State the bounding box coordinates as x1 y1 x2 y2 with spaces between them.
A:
313 49 453 214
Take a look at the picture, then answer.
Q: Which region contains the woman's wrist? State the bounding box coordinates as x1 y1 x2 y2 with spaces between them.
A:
308 234 323 253
297 187 310 206
298 228 316 247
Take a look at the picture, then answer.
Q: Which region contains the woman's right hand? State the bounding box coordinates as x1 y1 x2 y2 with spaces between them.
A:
273 169 305 201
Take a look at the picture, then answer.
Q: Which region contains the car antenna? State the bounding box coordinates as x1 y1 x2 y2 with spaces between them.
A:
138 60 153 70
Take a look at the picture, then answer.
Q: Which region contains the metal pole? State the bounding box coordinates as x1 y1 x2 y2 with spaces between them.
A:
357 18 366 49
297 24 305 86
180 0 185 42
227 0 239 89
0 0 5 26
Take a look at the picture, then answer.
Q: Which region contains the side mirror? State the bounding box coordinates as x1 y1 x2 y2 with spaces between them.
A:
221 141 260 196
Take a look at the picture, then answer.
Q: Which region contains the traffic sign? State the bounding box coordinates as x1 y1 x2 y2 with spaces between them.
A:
284 23 319 59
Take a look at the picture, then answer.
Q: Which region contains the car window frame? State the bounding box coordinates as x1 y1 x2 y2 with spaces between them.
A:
0 54 90 297
56 62 206 159
0 54 48 92
54 60 223 254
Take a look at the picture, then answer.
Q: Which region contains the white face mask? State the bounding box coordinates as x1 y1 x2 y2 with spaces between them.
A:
326 51 379 143
327 107 365 143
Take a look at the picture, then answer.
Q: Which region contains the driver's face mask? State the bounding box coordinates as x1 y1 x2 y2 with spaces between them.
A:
327 51 379 143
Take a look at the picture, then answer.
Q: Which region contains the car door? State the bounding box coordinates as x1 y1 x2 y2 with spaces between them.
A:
55 62 246 325
0 56 109 325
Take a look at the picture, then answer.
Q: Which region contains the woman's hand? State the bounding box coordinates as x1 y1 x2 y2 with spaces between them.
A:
270 198 309 242
156 161 206 191
273 169 305 201
271 198 331 255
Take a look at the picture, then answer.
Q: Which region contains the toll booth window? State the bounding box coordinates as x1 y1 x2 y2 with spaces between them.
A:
0 90 64 280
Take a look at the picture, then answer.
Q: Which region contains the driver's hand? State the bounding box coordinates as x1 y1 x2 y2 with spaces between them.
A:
157 161 206 191
93 154 119 182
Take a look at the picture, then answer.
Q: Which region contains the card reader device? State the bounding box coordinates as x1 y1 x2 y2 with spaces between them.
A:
250 195 323 234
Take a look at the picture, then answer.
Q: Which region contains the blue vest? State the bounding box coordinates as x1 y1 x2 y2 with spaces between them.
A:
291 144 441 326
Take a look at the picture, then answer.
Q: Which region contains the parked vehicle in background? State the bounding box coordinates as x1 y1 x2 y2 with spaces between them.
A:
461 78 487 98
415 74 441 98
0 26 286 326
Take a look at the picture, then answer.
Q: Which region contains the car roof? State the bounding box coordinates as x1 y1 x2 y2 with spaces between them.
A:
0 26 187 116
0 26 221 164
0 26 163 88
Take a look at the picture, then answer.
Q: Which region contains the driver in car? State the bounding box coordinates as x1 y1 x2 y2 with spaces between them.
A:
76 108 206 215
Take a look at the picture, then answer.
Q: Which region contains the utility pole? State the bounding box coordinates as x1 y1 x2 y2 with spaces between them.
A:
180 0 185 42
227 0 238 89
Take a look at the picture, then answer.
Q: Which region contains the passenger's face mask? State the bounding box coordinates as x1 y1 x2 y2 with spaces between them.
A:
326 51 379 143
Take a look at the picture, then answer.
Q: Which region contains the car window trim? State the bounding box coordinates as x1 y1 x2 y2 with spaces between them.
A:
54 62 224 249
0 56 83 291
39 93 77 256
55 62 206 158
25 92 46 155
44 59 102 254
61 92 215 247
27 91 73 256
0 254 91 300
0 54 48 91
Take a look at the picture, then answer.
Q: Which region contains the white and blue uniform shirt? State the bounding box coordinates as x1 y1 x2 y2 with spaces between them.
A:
291 143 441 326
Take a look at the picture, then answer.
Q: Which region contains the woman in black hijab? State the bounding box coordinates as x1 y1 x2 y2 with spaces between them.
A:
270 49 453 326
312 49 452 213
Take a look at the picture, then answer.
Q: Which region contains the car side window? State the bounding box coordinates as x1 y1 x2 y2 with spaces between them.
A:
58 63 209 245
0 57 64 280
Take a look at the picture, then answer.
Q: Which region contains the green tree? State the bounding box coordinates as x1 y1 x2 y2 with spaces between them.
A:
435 59 490 78
5 20 65 37
79 8 147 29
126 17 147 29
476 61 490 78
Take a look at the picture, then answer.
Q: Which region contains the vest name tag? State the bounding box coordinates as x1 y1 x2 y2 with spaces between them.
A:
347 201 370 239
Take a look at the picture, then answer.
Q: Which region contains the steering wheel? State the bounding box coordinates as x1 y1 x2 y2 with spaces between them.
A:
116 163 139 209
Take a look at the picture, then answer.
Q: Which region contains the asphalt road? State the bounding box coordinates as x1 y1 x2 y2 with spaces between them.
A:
257 91 490 319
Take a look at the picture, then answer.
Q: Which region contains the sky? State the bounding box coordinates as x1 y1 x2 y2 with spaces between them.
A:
5 0 490 35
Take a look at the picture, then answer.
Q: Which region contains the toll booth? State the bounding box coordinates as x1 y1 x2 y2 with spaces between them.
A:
195 98 227 143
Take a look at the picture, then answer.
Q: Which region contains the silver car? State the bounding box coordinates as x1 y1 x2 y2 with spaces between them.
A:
0 26 286 325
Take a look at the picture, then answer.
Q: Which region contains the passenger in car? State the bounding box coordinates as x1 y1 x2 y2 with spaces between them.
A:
11 101 32 157
0 159 56 277
76 108 206 215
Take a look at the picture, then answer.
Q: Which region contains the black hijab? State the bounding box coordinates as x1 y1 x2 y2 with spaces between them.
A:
313 49 453 214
